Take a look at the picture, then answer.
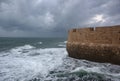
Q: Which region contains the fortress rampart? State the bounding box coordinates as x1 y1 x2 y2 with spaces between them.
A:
67 25 120 65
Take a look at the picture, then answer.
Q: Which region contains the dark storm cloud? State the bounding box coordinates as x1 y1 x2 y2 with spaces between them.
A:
0 0 120 37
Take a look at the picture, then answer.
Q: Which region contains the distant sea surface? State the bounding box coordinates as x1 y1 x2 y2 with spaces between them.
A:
0 37 120 81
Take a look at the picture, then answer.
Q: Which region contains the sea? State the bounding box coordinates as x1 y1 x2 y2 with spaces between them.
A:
0 37 120 81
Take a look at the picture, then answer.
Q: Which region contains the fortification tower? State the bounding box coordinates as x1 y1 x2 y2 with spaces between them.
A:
67 25 120 65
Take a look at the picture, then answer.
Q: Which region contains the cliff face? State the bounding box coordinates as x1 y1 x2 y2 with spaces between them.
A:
67 25 120 65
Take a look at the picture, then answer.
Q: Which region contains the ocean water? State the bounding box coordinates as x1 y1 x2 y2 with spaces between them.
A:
0 37 120 81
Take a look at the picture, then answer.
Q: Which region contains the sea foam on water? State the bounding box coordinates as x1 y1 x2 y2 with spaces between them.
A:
0 45 67 81
0 44 120 81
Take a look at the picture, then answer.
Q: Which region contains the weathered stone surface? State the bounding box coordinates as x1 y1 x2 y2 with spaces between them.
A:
67 25 120 65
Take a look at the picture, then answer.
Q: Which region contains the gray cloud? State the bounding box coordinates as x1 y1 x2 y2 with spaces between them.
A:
0 0 120 37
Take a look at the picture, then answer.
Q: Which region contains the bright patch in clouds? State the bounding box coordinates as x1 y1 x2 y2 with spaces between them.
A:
34 0 42 6
36 0 42 4
93 14 106 23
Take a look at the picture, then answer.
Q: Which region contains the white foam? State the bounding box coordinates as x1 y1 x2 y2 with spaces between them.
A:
38 42 42 44
9 45 35 57
64 41 67 44
59 41 67 44
58 41 67 47
70 64 120 77
58 44 66 47
71 66 101 73
18 44 35 49
0 45 67 81
0 44 120 81
0 45 35 57
10 44 35 53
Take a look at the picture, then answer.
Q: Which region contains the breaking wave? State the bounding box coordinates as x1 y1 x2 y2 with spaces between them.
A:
38 42 42 44
0 45 67 81
58 41 67 47
0 44 120 81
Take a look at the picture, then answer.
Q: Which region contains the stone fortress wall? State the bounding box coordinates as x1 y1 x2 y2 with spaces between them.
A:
67 25 120 65
68 25 120 44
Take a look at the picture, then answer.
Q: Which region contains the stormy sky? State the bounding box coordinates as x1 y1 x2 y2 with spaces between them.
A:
0 0 120 37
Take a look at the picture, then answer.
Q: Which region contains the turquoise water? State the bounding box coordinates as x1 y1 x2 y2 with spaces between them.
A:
0 37 120 81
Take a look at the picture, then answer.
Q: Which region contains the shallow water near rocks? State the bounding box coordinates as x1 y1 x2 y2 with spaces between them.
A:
0 38 120 81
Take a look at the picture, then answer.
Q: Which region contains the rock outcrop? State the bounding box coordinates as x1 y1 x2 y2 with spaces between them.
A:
66 25 120 65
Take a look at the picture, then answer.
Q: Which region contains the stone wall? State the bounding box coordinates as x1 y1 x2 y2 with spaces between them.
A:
67 25 120 65
68 25 120 44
